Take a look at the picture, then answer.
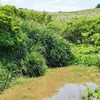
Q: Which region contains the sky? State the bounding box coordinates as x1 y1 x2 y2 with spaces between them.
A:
1 0 100 12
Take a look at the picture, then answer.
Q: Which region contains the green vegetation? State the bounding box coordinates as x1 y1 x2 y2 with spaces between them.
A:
70 44 100 66
0 5 73 92
0 5 100 97
96 3 100 8
83 87 100 100
64 17 100 45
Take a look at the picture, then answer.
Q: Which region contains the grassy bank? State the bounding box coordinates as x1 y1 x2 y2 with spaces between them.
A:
0 65 100 100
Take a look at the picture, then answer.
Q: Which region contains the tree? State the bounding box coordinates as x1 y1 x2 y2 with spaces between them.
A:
96 3 100 8
0 12 22 48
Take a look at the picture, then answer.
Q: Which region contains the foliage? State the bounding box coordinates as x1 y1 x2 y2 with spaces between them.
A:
27 10 52 25
25 52 47 77
1 4 100 94
0 5 28 19
47 20 66 34
96 4 100 8
39 29 73 67
83 87 100 100
0 11 22 48
21 21 73 67
0 63 14 93
64 17 100 46
70 44 100 66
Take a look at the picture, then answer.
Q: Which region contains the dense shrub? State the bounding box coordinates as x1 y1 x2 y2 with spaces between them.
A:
39 29 73 67
64 17 100 45
23 52 47 77
0 64 13 93
21 21 73 67
73 54 100 66
0 5 28 19
70 44 100 66
27 10 52 25
47 20 66 35
0 11 22 49
0 9 27 75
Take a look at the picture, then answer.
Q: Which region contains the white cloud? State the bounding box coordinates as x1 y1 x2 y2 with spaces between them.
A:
2 0 11 4
1 0 81 12
66 0 80 3
32 0 81 12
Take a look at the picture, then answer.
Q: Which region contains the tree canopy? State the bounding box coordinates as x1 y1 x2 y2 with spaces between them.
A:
96 3 100 8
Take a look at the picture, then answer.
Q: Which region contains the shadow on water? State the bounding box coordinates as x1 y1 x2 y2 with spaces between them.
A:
44 82 98 100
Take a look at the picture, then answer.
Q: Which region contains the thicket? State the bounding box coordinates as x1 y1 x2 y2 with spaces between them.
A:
21 21 73 67
62 17 100 66
70 44 100 66
0 5 73 92
64 17 100 46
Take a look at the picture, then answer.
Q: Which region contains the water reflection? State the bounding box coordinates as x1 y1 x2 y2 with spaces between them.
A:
44 82 98 100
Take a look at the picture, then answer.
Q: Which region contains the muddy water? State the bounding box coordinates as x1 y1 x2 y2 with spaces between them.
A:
45 82 98 100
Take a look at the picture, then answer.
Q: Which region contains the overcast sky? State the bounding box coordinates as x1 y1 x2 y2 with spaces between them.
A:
1 0 100 12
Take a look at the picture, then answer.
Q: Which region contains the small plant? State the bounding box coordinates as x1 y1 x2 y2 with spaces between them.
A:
83 87 100 100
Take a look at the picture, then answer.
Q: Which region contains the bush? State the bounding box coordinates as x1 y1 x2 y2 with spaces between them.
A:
70 44 100 66
21 52 47 77
40 29 73 67
21 21 73 67
32 28 73 67
64 17 100 45
0 5 28 19
47 20 66 35
27 10 52 25
0 11 22 49
0 64 13 93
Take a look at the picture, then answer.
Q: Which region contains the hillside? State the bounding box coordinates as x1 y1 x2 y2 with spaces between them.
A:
50 8 100 21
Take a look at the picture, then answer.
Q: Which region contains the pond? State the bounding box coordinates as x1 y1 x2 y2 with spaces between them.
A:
44 82 98 100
